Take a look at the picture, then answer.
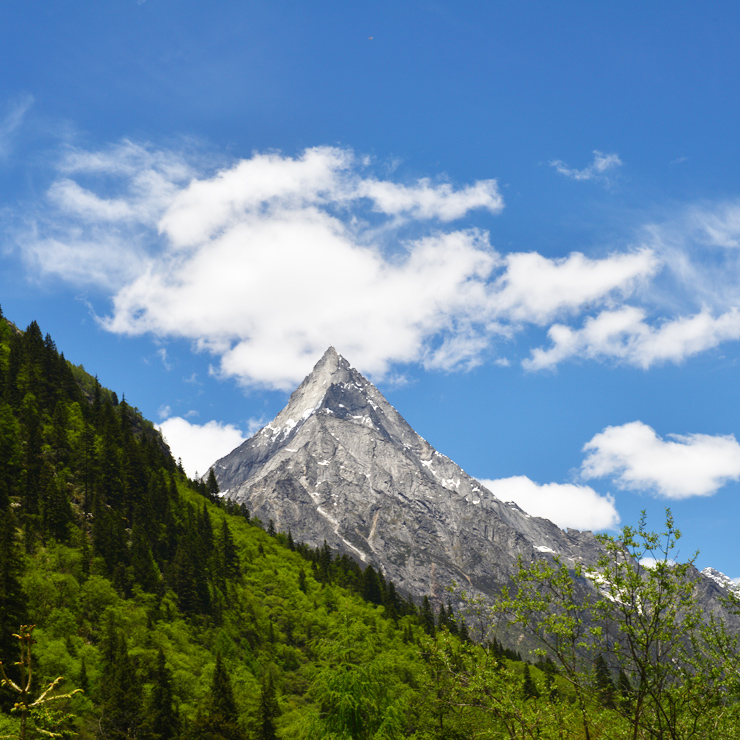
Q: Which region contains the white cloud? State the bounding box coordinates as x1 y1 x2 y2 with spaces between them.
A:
0 93 33 157
550 150 623 183
639 200 740 312
685 201 740 249
157 348 171 370
478 475 620 531
524 306 740 371
491 250 658 325
639 557 675 569
581 421 740 499
18 140 195 288
357 177 504 221
21 139 740 387
157 417 247 479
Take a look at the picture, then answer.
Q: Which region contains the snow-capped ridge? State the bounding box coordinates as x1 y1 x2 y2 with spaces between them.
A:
209 345 612 607
702 566 740 594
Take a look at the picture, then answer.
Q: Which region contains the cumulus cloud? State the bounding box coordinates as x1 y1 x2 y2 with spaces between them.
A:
16 141 664 389
550 150 623 183
524 306 740 370
21 139 740 386
491 250 658 325
478 475 620 531
157 417 247 479
581 421 740 499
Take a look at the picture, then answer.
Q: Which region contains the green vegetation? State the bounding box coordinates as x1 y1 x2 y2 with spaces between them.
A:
1 308 740 738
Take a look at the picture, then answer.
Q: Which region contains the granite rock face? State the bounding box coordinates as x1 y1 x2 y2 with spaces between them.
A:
211 346 740 634
212 347 607 602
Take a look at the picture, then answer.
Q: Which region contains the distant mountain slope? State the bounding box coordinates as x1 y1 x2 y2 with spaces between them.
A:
212 347 605 602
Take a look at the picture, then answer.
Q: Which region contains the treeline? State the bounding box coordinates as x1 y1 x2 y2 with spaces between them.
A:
6 310 740 739
0 312 474 739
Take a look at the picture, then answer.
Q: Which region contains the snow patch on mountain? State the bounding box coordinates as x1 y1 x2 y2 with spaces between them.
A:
702 567 740 595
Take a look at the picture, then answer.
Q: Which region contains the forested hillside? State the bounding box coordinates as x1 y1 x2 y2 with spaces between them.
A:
2 309 740 740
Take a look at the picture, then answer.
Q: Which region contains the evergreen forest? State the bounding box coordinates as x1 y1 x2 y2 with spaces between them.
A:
2 310 740 739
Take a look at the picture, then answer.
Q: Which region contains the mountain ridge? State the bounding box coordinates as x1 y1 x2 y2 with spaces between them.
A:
211 347 607 603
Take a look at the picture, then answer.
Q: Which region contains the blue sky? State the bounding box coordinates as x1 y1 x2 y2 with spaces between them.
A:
3 1 740 576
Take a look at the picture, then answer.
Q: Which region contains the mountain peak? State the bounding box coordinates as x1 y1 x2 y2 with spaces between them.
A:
210 347 609 604
309 345 350 381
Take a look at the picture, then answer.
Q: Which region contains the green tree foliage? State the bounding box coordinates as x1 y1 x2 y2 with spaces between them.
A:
521 664 540 701
0 511 27 704
302 650 408 740
6 315 740 739
419 596 436 637
593 654 615 709
192 654 244 740
140 649 179 740
206 469 220 502
430 509 740 740
255 673 279 740
0 625 82 740
99 622 143 740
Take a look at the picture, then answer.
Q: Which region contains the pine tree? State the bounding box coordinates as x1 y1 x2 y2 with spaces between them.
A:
42 475 72 543
317 540 332 583
192 654 244 740
140 648 179 740
617 667 633 707
540 656 559 702
361 565 382 605
255 673 279 740
522 664 540 701
0 510 28 709
77 656 89 696
220 520 240 580
99 624 143 740
0 402 21 511
419 596 436 637
594 654 615 708
130 522 161 593
206 469 220 501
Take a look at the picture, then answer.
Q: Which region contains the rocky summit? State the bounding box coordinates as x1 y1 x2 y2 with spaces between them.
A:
211 347 610 603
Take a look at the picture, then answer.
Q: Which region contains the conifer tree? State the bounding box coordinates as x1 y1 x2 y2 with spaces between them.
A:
192 654 244 740
594 654 615 708
420 596 436 637
444 602 458 635
0 402 21 510
0 510 27 709
255 673 279 740
361 565 382 605
99 623 143 740
220 519 240 580
140 648 179 740
522 664 540 701
130 522 161 593
206 469 220 501
42 475 72 544
437 603 447 631
617 667 632 708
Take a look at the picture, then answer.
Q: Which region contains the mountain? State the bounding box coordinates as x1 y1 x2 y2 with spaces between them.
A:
212 347 607 603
